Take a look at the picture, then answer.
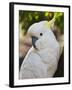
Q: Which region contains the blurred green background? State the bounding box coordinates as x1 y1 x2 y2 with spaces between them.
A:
19 11 64 35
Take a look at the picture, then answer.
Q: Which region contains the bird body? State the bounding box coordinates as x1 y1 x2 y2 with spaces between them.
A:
20 21 60 79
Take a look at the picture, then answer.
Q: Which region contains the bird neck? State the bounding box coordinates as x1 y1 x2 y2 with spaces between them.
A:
35 47 60 64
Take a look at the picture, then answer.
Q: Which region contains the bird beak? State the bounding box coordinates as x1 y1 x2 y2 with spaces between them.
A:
32 36 38 49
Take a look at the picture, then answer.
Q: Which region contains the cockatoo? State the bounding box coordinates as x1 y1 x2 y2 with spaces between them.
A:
19 21 60 79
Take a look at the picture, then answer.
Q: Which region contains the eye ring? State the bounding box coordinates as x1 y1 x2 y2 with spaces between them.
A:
40 33 43 36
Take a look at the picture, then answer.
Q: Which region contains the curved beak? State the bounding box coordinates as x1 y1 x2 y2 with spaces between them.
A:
32 36 38 49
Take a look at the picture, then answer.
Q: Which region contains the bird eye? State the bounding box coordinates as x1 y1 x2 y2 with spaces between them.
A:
40 33 43 36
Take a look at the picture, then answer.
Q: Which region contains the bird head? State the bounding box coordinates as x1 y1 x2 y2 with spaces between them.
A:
27 21 59 50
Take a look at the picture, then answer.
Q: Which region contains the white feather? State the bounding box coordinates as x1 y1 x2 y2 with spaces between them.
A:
20 21 60 79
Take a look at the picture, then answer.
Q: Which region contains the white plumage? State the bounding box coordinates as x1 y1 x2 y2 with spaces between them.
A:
20 21 60 79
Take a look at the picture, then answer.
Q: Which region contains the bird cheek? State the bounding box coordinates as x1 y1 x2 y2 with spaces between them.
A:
35 40 41 50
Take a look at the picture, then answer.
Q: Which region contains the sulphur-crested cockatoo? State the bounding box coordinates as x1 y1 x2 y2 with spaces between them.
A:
20 21 60 79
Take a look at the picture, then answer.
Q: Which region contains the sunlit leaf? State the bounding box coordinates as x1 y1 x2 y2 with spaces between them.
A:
45 12 49 17
35 15 39 20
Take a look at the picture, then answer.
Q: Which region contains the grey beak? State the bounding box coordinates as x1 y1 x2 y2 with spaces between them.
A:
32 36 38 49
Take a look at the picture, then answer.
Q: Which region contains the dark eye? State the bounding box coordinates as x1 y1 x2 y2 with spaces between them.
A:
40 33 43 36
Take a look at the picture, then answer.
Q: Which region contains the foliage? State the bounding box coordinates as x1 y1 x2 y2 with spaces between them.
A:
54 12 64 34
19 10 64 34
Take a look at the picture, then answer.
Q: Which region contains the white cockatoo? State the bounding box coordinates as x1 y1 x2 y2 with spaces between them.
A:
19 21 60 79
